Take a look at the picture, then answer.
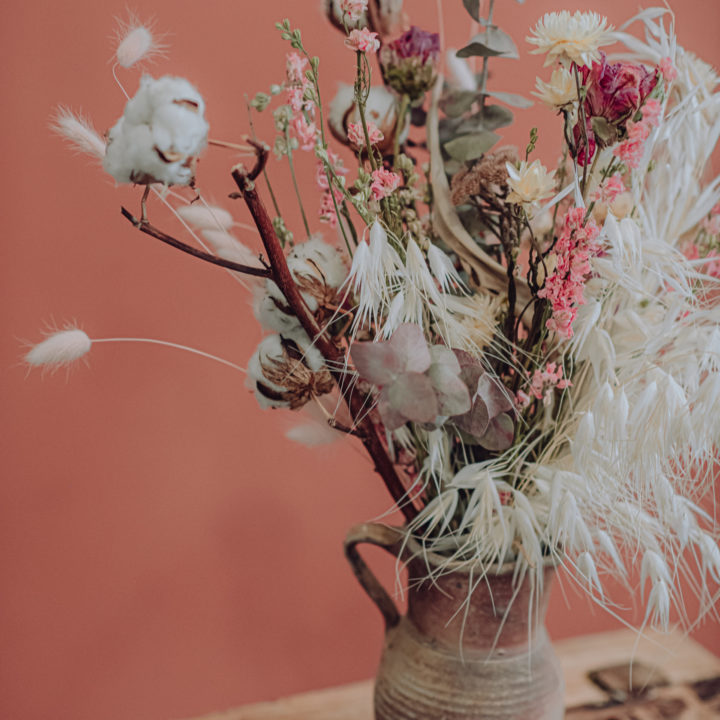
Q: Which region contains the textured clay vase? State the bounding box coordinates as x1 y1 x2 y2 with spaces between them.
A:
345 523 564 720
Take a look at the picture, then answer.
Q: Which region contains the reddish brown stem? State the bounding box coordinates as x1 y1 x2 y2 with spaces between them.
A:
120 207 271 278
230 155 417 522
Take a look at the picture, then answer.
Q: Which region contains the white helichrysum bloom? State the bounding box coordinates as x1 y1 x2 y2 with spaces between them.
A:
103 75 208 186
506 160 555 209
445 50 477 91
115 17 165 68
25 329 92 369
527 11 614 68
532 66 577 109
426 243 463 293
176 204 234 231
51 107 106 160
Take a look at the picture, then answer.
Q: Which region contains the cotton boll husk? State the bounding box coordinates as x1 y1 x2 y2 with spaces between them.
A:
25 329 92 369
176 204 234 231
282 327 326 372
104 75 208 186
247 335 290 409
286 236 348 312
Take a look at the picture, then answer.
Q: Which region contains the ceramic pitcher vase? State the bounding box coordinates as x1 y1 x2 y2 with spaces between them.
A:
345 523 564 720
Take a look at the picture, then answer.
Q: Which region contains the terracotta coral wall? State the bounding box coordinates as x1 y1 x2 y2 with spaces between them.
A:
2 1 718 719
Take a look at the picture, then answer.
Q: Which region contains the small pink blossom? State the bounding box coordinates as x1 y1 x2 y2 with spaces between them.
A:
613 135 644 169
340 0 368 21
286 52 308 85
315 151 348 191
318 187 345 226
592 173 626 205
370 168 402 200
523 362 572 406
292 115 318 151
538 207 601 339
347 121 384 148
345 28 380 54
659 56 678 83
641 98 662 127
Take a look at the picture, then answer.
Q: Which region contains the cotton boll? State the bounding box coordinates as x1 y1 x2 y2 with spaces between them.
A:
103 75 208 186
286 236 348 312
253 283 300 334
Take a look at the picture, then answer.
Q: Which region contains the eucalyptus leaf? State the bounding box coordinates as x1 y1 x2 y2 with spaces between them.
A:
478 413 514 451
462 0 481 21
443 131 500 162
483 26 519 59
456 42 504 59
458 105 514 133
485 91 533 108
440 89 479 118
387 372 439 424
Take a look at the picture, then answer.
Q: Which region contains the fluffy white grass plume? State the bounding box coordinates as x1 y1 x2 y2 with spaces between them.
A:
176 204 234 231
114 16 166 68
51 108 106 160
25 328 92 369
103 75 208 186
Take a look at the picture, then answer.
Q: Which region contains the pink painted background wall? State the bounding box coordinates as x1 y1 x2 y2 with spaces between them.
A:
2 1 719 719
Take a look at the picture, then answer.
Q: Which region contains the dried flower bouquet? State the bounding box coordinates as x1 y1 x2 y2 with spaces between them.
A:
30 1 720 632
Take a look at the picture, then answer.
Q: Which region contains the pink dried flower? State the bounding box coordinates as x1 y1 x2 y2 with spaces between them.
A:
292 115 318 151
592 173 625 205
286 52 308 84
523 362 572 406
574 53 658 164
370 168 402 200
538 207 601 339
347 120 384 148
659 56 678 83
641 98 662 127
613 135 644 169
340 0 368 21
316 151 348 191
345 28 380 54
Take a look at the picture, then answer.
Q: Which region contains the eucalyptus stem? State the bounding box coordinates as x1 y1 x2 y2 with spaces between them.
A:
393 93 410 162
478 0 496 108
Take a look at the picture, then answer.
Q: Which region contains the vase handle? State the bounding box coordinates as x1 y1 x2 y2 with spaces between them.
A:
344 523 405 629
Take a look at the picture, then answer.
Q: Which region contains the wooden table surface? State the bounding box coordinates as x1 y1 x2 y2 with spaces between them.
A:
183 629 720 720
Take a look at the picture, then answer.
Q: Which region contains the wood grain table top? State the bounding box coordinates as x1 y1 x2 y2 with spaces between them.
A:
182 629 720 720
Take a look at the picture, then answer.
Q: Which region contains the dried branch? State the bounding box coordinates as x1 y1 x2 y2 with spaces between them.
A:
120 207 271 278
230 149 418 521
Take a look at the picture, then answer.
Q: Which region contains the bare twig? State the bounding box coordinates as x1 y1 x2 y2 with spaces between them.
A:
120 207 271 278
230 147 417 521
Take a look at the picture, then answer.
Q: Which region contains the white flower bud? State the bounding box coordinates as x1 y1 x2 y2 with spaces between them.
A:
25 329 92 369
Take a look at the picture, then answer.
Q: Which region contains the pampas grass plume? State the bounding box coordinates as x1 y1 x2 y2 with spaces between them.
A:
51 108 106 160
26 329 92 369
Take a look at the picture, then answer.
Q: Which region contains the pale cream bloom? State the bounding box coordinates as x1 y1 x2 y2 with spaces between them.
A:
533 66 577 108
527 11 613 68
506 160 556 208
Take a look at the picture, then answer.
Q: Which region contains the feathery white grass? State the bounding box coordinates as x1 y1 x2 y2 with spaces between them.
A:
51 108 106 160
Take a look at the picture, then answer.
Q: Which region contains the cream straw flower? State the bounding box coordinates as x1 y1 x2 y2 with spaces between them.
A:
527 11 613 68
506 160 555 208
532 66 577 108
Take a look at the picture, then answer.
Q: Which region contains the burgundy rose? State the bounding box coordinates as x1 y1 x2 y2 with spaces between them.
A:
573 54 659 165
